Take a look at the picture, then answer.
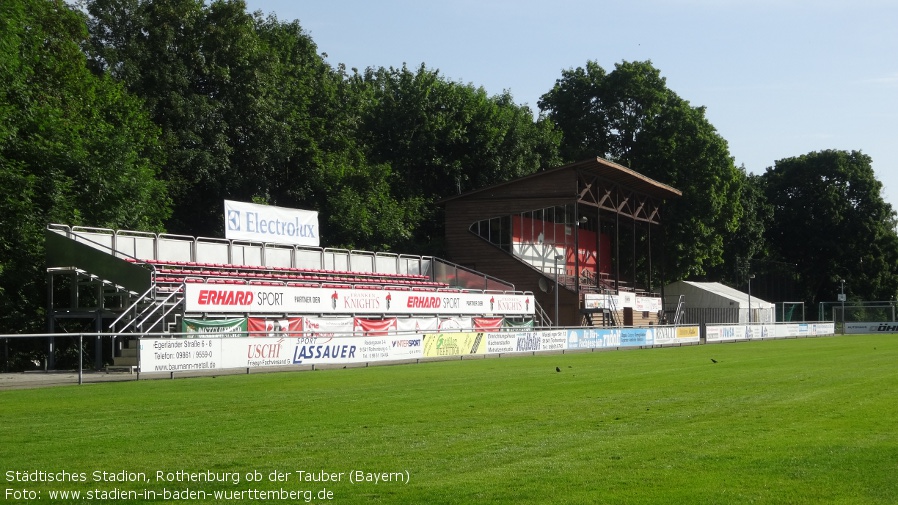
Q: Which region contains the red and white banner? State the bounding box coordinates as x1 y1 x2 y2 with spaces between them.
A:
247 317 303 337
473 317 503 332
304 316 354 336
353 317 398 336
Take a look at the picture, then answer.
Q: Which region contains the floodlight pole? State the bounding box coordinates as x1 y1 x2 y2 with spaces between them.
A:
748 274 755 324
554 253 564 326
840 279 846 334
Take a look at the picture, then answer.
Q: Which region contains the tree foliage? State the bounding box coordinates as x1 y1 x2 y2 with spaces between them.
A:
0 0 169 332
353 63 561 253
762 150 898 309
86 0 274 236
3 0 897 338
253 19 423 251
539 60 744 281
712 170 773 284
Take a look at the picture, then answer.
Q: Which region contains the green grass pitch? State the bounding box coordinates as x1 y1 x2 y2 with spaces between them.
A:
1 335 896 504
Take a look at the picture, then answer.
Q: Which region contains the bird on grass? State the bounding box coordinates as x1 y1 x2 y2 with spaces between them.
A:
556 367 561 372
710 358 718 363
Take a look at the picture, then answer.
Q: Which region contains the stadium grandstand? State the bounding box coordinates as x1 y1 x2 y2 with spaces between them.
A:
42 157 683 370
45 224 537 369
441 157 682 327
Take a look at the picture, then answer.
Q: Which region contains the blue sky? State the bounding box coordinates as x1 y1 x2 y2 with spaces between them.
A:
244 0 898 211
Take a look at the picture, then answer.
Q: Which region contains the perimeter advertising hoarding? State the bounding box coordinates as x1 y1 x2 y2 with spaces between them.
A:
653 325 701 345
224 200 319 246
567 326 701 349
183 283 534 316
485 330 568 353
421 332 486 357
705 323 835 342
140 335 425 372
137 327 696 373
845 322 898 334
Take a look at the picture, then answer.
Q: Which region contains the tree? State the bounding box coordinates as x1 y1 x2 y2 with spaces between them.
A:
85 1 422 251
354 63 561 253
86 0 277 236
722 171 773 280
0 0 169 333
762 150 898 313
252 18 423 251
539 60 744 281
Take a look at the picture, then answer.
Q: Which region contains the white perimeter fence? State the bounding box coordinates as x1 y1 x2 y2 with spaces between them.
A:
0 321 846 386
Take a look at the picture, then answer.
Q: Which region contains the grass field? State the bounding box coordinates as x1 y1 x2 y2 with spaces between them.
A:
1 335 896 504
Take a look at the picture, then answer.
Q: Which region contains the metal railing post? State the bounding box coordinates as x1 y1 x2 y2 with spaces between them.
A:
78 334 83 385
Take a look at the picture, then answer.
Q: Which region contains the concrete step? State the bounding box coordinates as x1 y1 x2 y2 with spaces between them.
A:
105 364 136 374
113 355 138 366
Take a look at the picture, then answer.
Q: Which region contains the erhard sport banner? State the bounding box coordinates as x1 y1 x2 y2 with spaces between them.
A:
224 199 319 246
183 283 535 316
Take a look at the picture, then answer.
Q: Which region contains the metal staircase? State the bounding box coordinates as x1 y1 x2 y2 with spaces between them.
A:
107 285 184 370
580 290 619 327
110 285 183 334
663 295 686 325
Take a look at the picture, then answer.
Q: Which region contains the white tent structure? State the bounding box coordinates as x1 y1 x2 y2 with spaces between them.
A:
664 280 775 325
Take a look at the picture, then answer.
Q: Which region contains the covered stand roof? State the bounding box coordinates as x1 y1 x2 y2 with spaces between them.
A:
562 157 682 201
440 156 682 326
441 157 682 219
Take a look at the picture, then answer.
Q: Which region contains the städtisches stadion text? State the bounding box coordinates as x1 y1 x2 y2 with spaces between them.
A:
5 469 409 502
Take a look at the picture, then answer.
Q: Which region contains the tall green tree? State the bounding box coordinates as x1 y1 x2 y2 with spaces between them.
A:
762 150 898 313
539 60 743 281
714 170 773 283
86 0 277 236
85 1 422 251
354 63 561 253
0 0 169 333
254 18 420 251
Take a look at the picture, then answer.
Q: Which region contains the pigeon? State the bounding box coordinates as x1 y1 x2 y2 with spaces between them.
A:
710 358 718 363
556 367 561 372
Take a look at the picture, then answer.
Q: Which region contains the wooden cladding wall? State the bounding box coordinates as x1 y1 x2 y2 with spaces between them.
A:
441 162 670 327
444 172 580 325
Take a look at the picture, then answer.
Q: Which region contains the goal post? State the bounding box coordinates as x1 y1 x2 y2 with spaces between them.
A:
777 301 805 322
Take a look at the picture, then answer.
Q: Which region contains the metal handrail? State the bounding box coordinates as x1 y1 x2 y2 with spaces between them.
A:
109 285 156 333
141 288 186 333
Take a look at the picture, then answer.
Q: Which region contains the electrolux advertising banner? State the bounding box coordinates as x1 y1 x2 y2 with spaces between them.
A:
183 283 534 316
224 200 319 246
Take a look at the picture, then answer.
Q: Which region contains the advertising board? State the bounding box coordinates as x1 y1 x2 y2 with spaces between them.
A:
224 200 319 246
184 284 534 316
